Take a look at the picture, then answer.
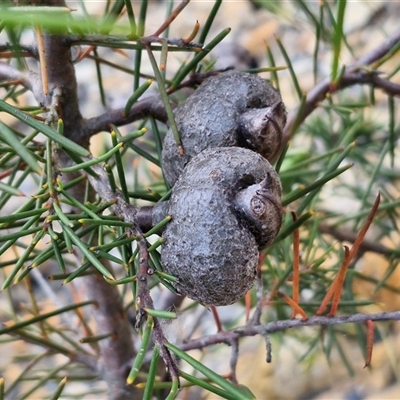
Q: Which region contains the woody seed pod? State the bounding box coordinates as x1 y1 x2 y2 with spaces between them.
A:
162 71 287 186
160 147 283 306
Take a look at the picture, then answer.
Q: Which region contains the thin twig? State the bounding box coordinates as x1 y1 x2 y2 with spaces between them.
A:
327 246 351 316
291 211 300 319
280 28 400 158
317 195 381 316
263 331 272 363
134 234 180 384
0 61 25 81
229 338 239 384
211 306 223 332
180 310 400 352
83 69 226 138
348 194 381 261
278 291 308 321
87 164 180 381
84 95 168 137
27 2 137 396
318 221 396 256
355 28 400 66
248 254 265 326
364 319 374 368
151 0 190 37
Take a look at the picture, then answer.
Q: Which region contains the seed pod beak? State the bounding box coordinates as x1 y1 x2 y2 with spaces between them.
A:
233 175 283 249
238 101 287 161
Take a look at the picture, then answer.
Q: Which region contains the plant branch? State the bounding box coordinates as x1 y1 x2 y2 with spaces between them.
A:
280 28 400 156
0 61 25 82
84 95 168 137
87 163 180 381
340 70 400 97
83 68 224 137
29 1 138 397
0 43 38 58
319 221 396 257
355 28 400 66
0 61 45 99
180 310 400 352
134 235 180 383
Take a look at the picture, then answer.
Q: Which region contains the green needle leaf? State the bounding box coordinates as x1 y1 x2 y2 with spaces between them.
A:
165 342 253 400
0 301 93 335
61 222 116 281
283 163 353 207
275 35 302 100
59 143 123 172
0 99 90 157
180 371 239 400
126 316 154 385
49 377 67 400
331 0 347 84
144 309 176 319
146 45 182 152
2 228 47 290
144 215 171 237
198 0 222 44
0 120 41 173
273 211 314 243
165 376 179 400
124 79 153 116
171 27 231 90
142 346 159 400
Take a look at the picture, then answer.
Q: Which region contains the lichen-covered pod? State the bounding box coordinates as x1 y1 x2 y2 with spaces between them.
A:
162 71 287 186
161 147 283 306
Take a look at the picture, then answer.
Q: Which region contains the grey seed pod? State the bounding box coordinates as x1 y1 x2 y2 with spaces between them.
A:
161 147 283 306
162 71 287 186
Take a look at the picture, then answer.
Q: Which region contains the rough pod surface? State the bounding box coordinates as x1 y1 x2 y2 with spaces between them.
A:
161 147 283 306
162 71 287 186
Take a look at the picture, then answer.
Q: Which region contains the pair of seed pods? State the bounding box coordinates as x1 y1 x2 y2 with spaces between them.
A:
157 72 286 306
